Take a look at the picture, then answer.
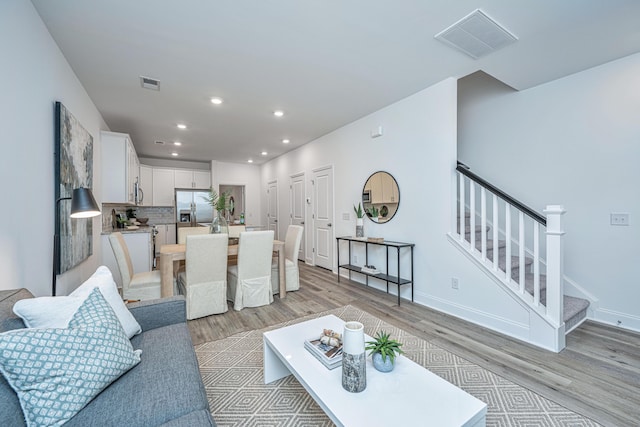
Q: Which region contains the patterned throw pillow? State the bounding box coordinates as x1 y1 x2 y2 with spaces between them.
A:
0 288 141 426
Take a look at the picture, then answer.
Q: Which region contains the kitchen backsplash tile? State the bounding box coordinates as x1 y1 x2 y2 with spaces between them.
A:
102 204 175 231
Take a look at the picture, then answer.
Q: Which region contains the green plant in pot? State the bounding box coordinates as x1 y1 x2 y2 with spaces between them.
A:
366 205 379 219
204 188 230 233
365 330 404 373
354 202 365 237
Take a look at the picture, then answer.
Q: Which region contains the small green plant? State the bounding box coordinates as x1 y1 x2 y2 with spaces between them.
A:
365 330 404 364
203 188 230 212
366 205 379 218
353 202 364 219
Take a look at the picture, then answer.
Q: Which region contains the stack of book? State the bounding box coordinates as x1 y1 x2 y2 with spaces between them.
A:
304 338 343 370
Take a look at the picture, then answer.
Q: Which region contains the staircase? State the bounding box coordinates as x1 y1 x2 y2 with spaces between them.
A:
459 218 590 332
451 163 591 352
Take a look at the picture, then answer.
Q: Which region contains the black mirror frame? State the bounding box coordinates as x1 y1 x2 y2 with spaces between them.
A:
362 170 400 224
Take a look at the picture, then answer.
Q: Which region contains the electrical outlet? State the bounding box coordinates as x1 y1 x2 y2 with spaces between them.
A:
451 278 459 290
610 213 630 226
354 255 358 264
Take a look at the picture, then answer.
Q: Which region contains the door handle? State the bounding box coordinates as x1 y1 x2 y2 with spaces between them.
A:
301 221 305 225
327 223 332 227
274 220 278 223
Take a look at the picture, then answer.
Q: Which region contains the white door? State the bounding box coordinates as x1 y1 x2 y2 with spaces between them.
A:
290 172 306 261
312 166 333 270
267 180 278 237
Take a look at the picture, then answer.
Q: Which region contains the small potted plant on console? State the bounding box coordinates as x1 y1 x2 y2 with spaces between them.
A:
365 330 404 373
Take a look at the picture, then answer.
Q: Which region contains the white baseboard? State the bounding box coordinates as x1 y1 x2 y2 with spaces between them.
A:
592 308 640 333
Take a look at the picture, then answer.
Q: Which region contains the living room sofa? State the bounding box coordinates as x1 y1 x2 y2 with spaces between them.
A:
0 288 216 426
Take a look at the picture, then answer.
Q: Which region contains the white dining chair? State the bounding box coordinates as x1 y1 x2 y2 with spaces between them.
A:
177 226 210 244
228 225 246 239
227 230 274 310
177 233 229 319
109 232 162 300
271 225 304 294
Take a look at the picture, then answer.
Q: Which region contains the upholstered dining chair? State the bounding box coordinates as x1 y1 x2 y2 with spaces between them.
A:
177 226 210 244
227 230 274 311
108 232 162 300
271 225 304 294
177 233 229 319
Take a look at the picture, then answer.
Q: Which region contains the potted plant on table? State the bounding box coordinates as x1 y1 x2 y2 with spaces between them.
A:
204 188 230 234
354 202 365 237
365 330 404 372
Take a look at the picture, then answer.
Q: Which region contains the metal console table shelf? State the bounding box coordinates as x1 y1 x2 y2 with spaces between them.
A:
336 236 415 305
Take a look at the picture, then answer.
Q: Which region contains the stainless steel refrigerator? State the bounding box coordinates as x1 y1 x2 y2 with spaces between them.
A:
175 189 213 225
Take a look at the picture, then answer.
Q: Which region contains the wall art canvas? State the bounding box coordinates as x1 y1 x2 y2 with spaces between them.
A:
55 102 94 274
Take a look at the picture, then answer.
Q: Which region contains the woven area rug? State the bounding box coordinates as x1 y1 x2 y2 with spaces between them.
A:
195 305 600 427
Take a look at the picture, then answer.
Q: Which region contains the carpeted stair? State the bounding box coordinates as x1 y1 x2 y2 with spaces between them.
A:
458 218 589 332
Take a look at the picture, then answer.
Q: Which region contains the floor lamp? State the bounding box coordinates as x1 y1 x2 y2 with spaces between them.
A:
53 187 101 296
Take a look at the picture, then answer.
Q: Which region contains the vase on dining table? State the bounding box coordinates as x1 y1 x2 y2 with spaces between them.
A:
210 211 228 234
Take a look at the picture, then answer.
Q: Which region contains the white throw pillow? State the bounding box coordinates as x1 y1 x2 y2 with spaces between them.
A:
13 266 142 338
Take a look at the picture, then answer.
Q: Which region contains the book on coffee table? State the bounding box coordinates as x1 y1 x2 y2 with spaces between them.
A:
304 338 343 370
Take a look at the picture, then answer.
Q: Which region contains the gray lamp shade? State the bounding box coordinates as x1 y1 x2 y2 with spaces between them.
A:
70 187 101 218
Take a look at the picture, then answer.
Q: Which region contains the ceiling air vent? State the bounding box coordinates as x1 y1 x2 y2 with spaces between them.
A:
140 76 160 91
434 9 517 59
154 140 165 145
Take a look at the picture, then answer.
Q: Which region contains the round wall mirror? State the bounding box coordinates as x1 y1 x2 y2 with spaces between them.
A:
362 171 400 223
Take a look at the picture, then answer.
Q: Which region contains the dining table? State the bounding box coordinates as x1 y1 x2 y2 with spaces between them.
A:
159 240 286 298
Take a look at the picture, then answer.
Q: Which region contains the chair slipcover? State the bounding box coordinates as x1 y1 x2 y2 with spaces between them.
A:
177 226 210 244
108 232 162 301
177 234 228 319
271 225 304 294
227 230 274 310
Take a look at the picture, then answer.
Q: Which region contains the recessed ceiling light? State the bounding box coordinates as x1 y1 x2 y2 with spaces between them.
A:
248 159 254 163
173 141 182 146
261 151 268 156
177 123 187 130
273 110 284 117
282 139 290 144
211 97 223 105
171 152 179 157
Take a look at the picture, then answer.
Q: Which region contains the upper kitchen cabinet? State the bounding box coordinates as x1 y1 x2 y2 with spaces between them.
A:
101 131 140 204
174 169 211 189
138 165 153 206
152 168 175 206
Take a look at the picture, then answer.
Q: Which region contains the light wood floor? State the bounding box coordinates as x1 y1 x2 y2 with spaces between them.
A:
188 263 640 427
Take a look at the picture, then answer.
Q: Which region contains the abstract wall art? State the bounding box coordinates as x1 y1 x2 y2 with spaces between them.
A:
55 102 94 274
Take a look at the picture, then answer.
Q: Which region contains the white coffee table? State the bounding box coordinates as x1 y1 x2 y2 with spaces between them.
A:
263 315 487 427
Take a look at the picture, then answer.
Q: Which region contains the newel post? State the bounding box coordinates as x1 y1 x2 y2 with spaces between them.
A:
544 205 566 327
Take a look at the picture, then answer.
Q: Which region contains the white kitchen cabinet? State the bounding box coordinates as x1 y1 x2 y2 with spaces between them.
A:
101 131 140 204
101 232 152 289
154 224 176 255
174 169 211 189
152 168 175 206
139 165 153 206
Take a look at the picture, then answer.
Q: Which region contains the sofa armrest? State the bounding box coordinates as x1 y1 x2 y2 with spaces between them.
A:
127 296 187 332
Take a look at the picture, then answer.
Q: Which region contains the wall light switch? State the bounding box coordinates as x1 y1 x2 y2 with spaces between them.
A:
610 213 630 226
342 213 350 220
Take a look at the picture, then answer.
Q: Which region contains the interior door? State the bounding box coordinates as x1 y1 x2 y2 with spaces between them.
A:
267 180 278 237
312 166 333 270
290 172 305 261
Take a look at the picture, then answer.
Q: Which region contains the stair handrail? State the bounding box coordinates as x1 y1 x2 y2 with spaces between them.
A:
457 162 546 226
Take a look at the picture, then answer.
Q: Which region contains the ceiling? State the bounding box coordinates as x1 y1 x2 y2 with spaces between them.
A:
32 1 640 165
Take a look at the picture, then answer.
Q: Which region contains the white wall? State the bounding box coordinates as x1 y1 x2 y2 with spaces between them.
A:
458 53 640 331
0 1 108 296
211 161 262 226
261 79 534 343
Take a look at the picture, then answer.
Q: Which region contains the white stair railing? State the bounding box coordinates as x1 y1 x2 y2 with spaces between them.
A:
455 163 565 327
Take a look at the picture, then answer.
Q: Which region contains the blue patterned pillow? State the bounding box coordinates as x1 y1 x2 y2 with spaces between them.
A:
0 288 141 426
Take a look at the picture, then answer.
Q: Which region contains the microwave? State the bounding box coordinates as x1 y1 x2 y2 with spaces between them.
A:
362 190 371 203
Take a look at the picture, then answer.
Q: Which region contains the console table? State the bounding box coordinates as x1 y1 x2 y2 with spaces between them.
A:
336 236 414 305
